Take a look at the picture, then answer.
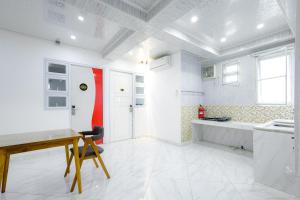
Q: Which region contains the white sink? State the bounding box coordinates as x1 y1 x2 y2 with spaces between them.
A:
272 119 294 128
254 119 294 134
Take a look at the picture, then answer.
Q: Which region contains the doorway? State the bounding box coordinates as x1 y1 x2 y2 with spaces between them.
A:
70 65 104 135
110 70 133 142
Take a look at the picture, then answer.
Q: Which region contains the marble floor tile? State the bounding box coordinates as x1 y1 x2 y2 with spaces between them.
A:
144 178 193 200
1 138 299 200
234 183 300 200
190 180 243 200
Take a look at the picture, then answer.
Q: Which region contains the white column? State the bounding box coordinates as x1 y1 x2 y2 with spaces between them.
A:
295 0 300 176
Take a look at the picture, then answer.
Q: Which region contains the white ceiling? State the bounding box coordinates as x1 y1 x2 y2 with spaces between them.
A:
122 0 161 12
122 37 181 63
172 0 290 50
0 0 295 63
0 0 121 51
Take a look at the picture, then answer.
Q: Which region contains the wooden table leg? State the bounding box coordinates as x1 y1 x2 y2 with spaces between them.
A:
71 138 82 193
70 140 88 192
64 145 70 174
0 149 7 191
1 153 10 193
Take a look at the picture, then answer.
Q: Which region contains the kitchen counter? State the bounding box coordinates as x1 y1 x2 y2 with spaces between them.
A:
192 119 256 151
192 119 258 131
254 119 294 134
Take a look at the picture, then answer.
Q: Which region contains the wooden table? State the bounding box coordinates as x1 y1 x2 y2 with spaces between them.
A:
0 129 83 193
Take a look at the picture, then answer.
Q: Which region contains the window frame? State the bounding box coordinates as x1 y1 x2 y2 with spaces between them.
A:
46 95 68 109
46 75 69 93
222 61 240 85
44 59 69 110
46 60 69 76
134 74 145 107
256 51 292 106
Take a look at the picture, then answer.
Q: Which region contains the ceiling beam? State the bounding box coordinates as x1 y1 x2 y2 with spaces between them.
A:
65 0 220 59
101 28 135 58
99 0 219 60
65 0 291 62
202 30 294 65
276 0 297 35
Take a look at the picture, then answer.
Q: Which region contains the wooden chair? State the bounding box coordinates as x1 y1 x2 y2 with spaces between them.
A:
64 126 110 192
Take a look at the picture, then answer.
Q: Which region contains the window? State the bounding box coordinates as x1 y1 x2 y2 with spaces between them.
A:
222 62 239 84
135 75 145 106
47 63 67 74
47 78 67 92
45 59 69 109
257 52 292 105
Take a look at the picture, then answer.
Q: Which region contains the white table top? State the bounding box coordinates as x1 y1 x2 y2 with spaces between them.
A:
192 119 258 131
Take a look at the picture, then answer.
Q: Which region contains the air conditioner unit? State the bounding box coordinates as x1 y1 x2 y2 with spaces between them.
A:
149 56 172 71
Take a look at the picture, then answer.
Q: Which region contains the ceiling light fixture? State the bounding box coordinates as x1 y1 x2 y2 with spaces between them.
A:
138 47 149 65
190 16 198 23
256 23 264 29
70 35 76 40
220 37 227 43
129 51 133 56
78 15 84 22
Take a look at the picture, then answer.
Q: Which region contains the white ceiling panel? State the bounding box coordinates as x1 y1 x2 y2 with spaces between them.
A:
123 37 181 63
0 0 294 62
121 0 161 12
172 0 290 50
0 0 122 51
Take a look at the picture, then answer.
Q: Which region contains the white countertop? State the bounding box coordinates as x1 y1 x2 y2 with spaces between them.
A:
192 119 258 131
254 120 294 134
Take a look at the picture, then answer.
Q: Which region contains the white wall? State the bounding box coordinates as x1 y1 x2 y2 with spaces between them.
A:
0 29 108 135
181 51 203 106
109 60 147 74
0 29 149 143
294 0 300 176
146 52 182 144
202 55 257 105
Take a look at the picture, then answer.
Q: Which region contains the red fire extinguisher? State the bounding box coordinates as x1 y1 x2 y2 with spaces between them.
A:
198 105 205 119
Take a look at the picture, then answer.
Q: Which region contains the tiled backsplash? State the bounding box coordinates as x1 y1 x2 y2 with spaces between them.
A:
204 105 293 123
181 105 293 143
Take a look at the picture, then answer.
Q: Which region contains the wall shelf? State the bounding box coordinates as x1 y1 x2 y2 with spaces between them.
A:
181 90 205 96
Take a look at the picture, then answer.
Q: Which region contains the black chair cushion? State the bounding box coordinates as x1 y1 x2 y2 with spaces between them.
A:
70 145 104 157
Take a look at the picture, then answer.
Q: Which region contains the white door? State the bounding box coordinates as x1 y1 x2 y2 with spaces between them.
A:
110 71 133 141
71 65 95 132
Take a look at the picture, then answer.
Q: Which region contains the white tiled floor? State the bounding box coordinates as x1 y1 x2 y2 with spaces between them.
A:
1 138 299 200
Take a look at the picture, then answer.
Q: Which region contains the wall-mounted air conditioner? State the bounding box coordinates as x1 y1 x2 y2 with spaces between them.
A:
149 56 172 71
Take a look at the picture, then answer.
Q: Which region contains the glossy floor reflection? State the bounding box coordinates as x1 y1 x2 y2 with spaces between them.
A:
0 138 299 200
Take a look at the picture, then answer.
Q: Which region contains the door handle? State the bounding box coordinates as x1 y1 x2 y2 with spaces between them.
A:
72 105 77 115
129 105 133 112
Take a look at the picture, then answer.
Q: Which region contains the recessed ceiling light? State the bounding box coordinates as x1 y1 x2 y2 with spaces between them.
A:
129 51 133 56
70 35 76 40
190 16 198 23
220 37 227 43
78 15 84 22
257 23 264 29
